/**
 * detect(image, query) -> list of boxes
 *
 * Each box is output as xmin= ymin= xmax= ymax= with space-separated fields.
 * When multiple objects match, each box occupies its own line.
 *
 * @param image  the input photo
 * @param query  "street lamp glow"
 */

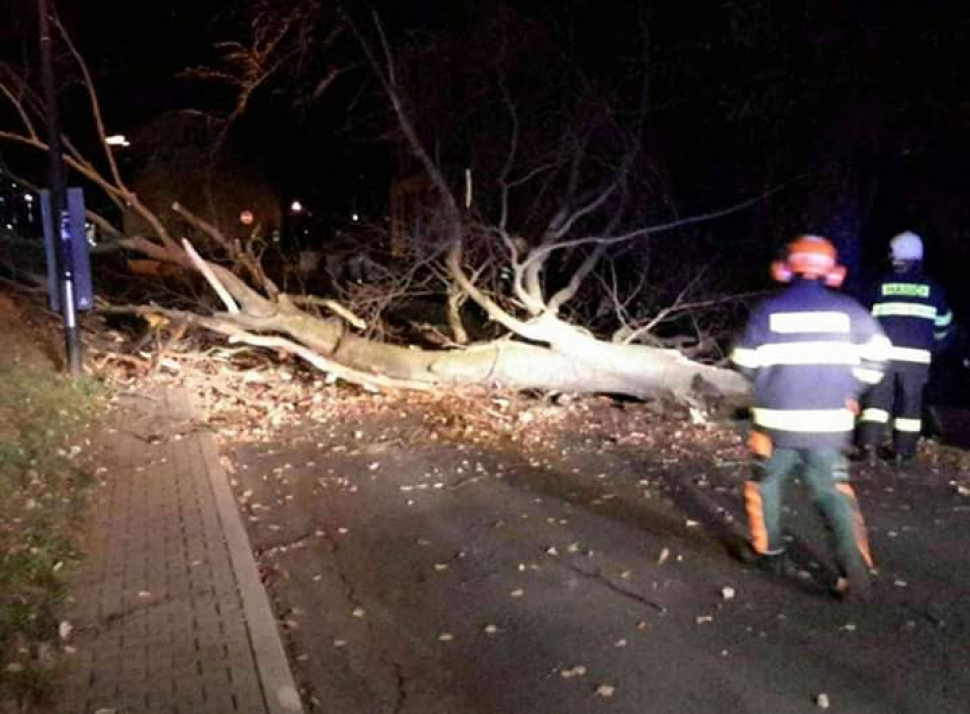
xmin=290 ymin=200 xmax=303 ymax=213
xmin=105 ymin=134 xmax=130 ymax=147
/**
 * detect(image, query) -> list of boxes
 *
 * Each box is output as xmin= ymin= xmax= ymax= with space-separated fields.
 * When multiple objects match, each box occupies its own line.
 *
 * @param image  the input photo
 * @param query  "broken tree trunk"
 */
xmin=107 ymin=291 xmax=748 ymax=404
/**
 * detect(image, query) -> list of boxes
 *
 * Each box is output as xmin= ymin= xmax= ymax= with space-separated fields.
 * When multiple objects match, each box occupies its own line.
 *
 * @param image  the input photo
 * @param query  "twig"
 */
xmin=621 ymin=290 xmax=767 ymax=345
xmin=286 ymin=294 xmax=366 ymax=329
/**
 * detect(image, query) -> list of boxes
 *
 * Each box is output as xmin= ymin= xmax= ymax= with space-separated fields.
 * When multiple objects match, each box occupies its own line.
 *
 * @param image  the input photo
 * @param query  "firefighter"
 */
xmin=731 ymin=235 xmax=890 ymax=600
xmin=856 ymin=231 xmax=953 ymax=467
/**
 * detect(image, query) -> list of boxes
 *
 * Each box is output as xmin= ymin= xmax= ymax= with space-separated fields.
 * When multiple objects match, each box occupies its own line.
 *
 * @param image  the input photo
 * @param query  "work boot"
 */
xmin=833 ymin=561 xmax=872 ymax=603
xmin=756 ymin=552 xmax=797 ymax=579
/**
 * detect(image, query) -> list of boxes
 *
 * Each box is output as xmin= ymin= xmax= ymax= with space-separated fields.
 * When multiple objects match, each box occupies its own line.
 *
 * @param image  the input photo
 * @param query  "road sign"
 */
xmin=40 ymin=188 xmax=94 ymax=312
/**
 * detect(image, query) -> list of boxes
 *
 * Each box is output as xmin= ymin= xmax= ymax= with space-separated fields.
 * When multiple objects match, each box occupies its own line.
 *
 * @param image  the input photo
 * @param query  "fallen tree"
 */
xmin=1 ymin=6 xmax=753 ymax=406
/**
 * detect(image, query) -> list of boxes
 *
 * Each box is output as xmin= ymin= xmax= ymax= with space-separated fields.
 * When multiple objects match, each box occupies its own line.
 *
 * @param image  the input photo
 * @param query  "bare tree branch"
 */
xmin=521 ymin=179 xmax=798 ymax=273
xmin=287 ymin=294 xmax=367 ymax=330
xmin=53 ymin=12 xmax=129 ymax=192
xmin=0 ymin=78 xmax=38 ymax=139
xmin=182 ymin=238 xmax=240 ymax=314
xmin=352 ymin=9 xmax=461 ymax=219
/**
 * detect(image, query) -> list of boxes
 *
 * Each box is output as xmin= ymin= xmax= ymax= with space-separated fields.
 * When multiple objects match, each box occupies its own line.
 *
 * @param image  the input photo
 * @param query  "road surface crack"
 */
xmin=254 ymin=530 xmax=316 ymax=557
xmin=318 ymin=529 xmax=363 ymax=613
xmin=390 ymin=660 xmax=407 ymax=714
xmin=554 ymin=561 xmax=667 ymax=614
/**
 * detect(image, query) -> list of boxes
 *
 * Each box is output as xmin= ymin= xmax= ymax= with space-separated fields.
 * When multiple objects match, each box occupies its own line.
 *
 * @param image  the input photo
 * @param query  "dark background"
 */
xmin=3 ymin=1 xmax=970 ymax=311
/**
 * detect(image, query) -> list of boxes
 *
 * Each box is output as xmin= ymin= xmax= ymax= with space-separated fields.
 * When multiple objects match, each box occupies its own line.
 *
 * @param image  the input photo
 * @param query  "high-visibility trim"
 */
xmin=872 ymin=302 xmax=938 ymax=320
xmin=881 ymin=283 xmax=930 ymax=298
xmin=888 ymin=345 xmax=931 ymax=364
xmin=731 ymin=346 xmax=760 ymax=369
xmin=754 ymin=341 xmax=862 ymax=366
xmin=836 ymin=483 xmax=873 ymax=568
xmin=935 ymin=330 xmax=949 ymax=341
xmin=744 ymin=481 xmax=769 ymax=554
xmin=860 ymin=334 xmax=892 ymax=362
xmin=769 ymin=311 xmax=850 ymax=334
xmin=751 ymin=408 xmax=854 ymax=432
xmin=894 ymin=417 xmax=922 ymax=433
xmin=935 ymin=310 xmax=953 ymax=327
xmin=860 ymin=408 xmax=890 ymax=424
xmin=852 ymin=367 xmax=883 ymax=384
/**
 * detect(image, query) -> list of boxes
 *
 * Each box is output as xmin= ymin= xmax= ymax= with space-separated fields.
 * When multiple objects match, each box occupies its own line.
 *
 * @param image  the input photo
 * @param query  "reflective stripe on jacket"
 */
xmin=731 ymin=279 xmax=889 ymax=449
xmin=868 ymin=271 xmax=952 ymax=365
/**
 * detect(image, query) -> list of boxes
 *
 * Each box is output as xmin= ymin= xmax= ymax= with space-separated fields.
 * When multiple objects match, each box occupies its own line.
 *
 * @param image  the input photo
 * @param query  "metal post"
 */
xmin=38 ymin=0 xmax=82 ymax=375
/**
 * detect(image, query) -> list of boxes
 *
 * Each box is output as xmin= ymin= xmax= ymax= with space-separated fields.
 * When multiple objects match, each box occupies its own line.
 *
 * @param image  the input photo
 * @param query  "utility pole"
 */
xmin=38 ymin=0 xmax=82 ymax=375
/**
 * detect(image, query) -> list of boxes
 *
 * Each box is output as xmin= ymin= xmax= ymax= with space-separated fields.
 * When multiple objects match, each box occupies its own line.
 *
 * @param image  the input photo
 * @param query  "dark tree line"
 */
xmin=2 ymin=0 xmax=969 ymax=400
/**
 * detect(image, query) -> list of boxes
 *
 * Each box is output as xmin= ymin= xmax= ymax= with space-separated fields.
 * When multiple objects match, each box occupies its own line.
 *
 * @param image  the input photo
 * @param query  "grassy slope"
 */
xmin=0 ymin=301 xmax=102 ymax=706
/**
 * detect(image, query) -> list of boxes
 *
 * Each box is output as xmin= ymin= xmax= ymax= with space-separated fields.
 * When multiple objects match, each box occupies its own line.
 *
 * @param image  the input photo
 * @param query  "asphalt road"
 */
xmin=226 ymin=398 xmax=970 ymax=713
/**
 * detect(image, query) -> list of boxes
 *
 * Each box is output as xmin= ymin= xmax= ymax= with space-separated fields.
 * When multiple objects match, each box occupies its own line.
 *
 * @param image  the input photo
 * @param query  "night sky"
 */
xmin=3 ymin=1 xmax=970 ymax=308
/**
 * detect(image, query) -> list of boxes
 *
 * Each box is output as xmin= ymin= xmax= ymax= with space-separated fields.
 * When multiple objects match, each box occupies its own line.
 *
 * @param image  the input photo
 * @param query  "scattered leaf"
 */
xmin=560 ymin=665 xmax=587 ymax=679
xmin=595 ymin=684 xmax=615 ymax=698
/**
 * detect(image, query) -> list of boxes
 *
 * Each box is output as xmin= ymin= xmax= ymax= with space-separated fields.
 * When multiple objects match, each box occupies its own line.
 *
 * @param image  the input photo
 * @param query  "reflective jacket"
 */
xmin=731 ymin=278 xmax=890 ymax=449
xmin=865 ymin=269 xmax=952 ymax=367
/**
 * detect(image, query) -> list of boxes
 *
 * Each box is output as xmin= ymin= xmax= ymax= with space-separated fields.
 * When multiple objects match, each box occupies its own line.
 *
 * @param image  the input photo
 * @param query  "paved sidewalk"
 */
xmin=60 ymin=389 xmax=303 ymax=714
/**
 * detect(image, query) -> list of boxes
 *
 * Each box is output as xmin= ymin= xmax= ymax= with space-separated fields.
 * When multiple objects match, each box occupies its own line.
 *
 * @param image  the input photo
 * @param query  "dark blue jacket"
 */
xmin=865 ymin=268 xmax=952 ymax=367
xmin=732 ymin=279 xmax=889 ymax=449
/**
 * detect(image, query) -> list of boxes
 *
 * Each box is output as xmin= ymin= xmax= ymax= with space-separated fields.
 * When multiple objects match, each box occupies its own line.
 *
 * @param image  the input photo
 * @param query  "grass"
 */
xmin=0 ymin=362 xmax=102 ymax=708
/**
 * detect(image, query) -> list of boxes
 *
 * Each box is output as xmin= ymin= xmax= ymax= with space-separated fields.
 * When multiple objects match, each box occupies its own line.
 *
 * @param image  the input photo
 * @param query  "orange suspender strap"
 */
xmin=836 ymin=483 xmax=874 ymax=568
xmin=744 ymin=481 xmax=769 ymax=554
xmin=747 ymin=431 xmax=773 ymax=458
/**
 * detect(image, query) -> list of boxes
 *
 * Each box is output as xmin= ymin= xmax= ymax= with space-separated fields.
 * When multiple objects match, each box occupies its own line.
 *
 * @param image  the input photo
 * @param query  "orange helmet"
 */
xmin=771 ymin=234 xmax=846 ymax=288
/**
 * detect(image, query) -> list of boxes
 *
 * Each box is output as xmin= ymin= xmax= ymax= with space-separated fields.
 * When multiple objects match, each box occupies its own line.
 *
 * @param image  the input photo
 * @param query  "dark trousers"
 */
xmin=744 ymin=448 xmax=872 ymax=576
xmin=858 ymin=362 xmax=928 ymax=458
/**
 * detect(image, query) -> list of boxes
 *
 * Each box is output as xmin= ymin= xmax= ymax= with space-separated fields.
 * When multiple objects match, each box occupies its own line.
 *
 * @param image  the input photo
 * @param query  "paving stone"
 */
xmin=59 ymin=389 xmax=292 ymax=713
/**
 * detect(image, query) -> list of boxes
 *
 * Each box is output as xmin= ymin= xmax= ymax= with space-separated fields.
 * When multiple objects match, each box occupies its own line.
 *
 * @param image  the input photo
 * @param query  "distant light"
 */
xmin=24 ymin=193 xmax=33 ymax=203
xmin=290 ymin=200 xmax=303 ymax=213
xmin=351 ymin=212 xmax=360 ymax=222
xmin=239 ymin=210 xmax=254 ymax=226
xmin=105 ymin=134 xmax=130 ymax=147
